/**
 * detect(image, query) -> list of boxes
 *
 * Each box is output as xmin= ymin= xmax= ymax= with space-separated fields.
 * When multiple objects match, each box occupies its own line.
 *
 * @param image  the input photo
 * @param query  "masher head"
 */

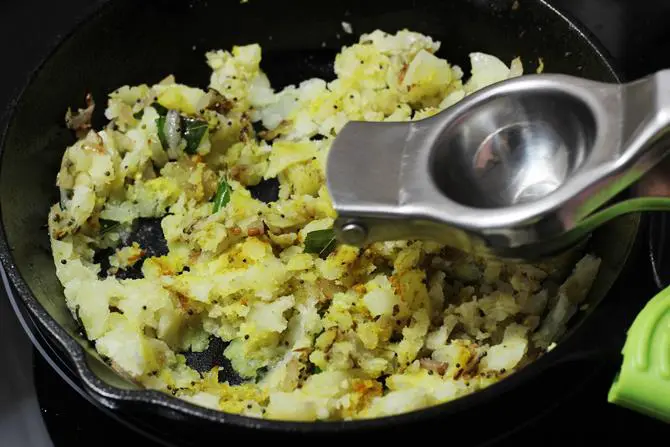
xmin=326 ymin=70 xmax=670 ymax=260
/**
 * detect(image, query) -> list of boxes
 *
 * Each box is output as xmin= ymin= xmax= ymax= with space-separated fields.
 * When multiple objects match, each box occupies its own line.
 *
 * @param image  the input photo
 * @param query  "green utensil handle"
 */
xmin=609 ymin=284 xmax=670 ymax=422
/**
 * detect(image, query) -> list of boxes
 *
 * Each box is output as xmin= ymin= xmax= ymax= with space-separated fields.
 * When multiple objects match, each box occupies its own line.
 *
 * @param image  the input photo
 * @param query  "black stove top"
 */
xmin=3 ymin=0 xmax=670 ymax=445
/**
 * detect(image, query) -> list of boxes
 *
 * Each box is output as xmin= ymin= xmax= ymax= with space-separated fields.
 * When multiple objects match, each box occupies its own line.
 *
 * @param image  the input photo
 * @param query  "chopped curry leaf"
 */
xmin=304 ymin=229 xmax=338 ymax=258
xmin=133 ymin=109 xmax=144 ymax=120
xmin=99 ymin=219 xmax=120 ymax=235
xmin=254 ymin=366 xmax=269 ymax=383
xmin=182 ymin=117 xmax=208 ymax=154
xmin=152 ymin=102 xmax=168 ymax=116
xmin=156 ymin=114 xmax=169 ymax=150
xmin=213 ymin=178 xmax=231 ymax=213
xmin=151 ymin=102 xmax=170 ymax=150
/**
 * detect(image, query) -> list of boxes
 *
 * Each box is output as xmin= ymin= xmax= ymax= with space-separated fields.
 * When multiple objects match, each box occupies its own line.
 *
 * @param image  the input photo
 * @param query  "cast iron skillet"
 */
xmin=0 ymin=0 xmax=649 ymax=440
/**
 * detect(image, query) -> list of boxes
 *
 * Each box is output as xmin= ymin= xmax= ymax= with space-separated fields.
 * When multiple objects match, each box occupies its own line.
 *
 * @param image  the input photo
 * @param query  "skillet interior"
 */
xmin=0 ymin=0 xmax=640 ymax=431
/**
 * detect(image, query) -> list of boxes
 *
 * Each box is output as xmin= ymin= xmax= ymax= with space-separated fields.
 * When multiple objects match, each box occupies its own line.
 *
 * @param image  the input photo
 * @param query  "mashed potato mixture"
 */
xmin=48 ymin=30 xmax=600 ymax=421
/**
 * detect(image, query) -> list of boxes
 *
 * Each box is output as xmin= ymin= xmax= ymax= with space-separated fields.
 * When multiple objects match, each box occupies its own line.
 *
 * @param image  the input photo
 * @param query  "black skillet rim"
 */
xmin=0 ymin=0 xmax=625 ymax=434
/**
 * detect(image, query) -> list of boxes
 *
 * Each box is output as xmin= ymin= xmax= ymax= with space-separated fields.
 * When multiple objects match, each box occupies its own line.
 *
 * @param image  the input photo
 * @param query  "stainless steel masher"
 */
xmin=326 ymin=70 xmax=670 ymax=260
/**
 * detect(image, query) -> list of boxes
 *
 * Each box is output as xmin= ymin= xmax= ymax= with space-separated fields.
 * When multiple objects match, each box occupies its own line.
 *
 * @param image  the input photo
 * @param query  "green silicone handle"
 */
xmin=608 ymin=284 xmax=670 ymax=422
